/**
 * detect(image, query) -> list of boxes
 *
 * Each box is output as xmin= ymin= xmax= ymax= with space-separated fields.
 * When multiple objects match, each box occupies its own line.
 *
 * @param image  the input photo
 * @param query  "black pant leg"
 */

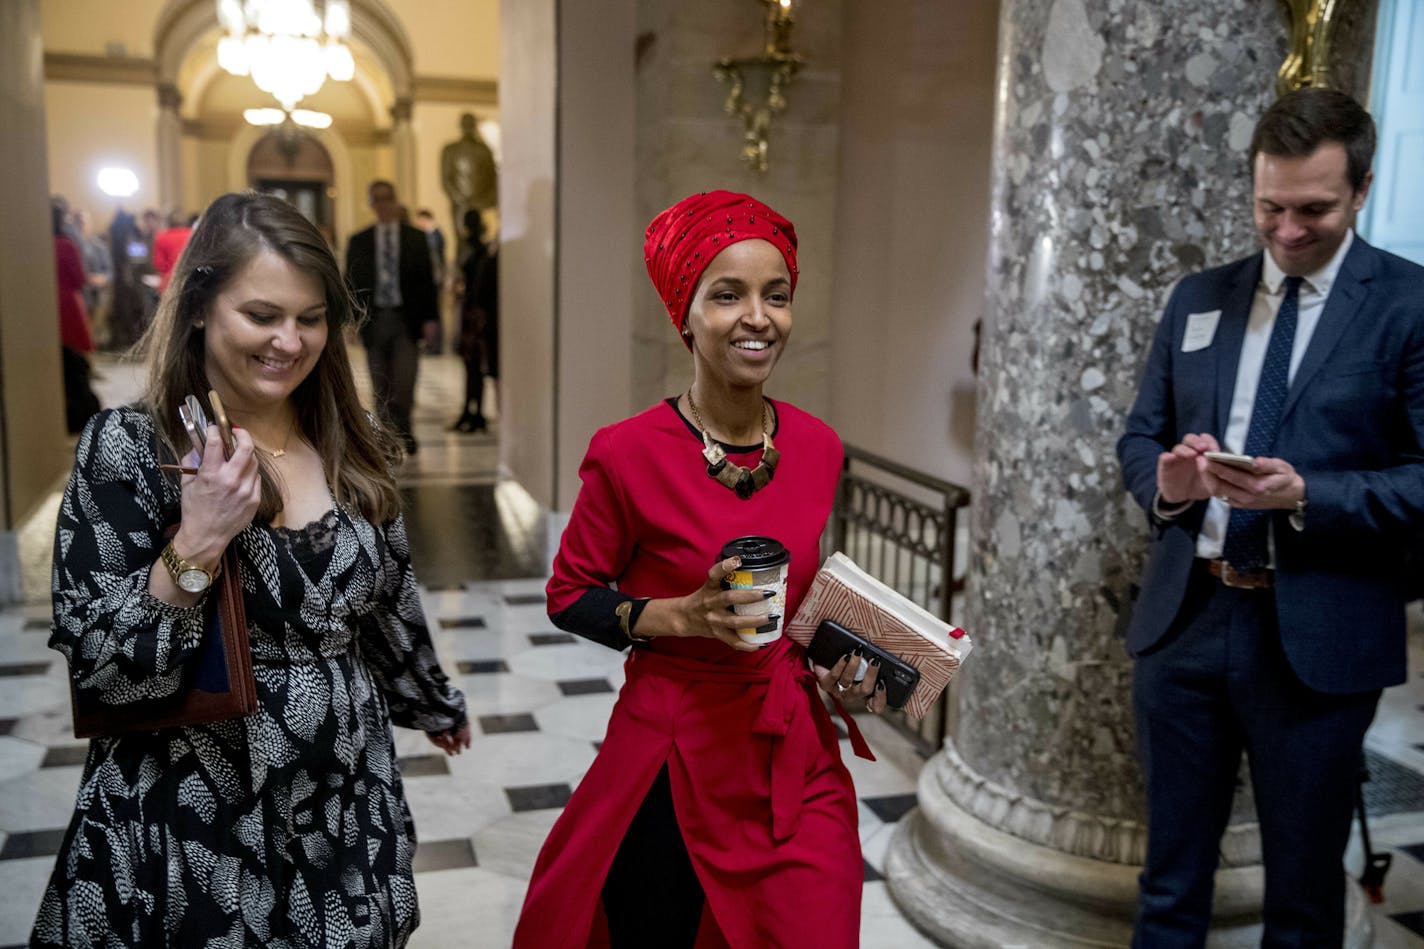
xmin=601 ymin=764 xmax=704 ymax=949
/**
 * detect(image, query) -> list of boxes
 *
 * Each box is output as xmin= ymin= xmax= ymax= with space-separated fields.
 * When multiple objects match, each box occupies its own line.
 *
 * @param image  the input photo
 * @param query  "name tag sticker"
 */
xmin=1181 ymin=310 xmax=1221 ymax=353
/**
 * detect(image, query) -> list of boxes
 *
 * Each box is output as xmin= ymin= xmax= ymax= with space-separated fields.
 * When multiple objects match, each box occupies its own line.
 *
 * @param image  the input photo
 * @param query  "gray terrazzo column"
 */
xmin=886 ymin=2 xmax=1375 ymax=945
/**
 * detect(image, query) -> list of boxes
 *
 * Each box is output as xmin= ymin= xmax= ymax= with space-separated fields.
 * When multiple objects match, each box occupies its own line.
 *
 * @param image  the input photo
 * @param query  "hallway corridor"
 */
xmin=0 ymin=353 xmax=1420 ymax=946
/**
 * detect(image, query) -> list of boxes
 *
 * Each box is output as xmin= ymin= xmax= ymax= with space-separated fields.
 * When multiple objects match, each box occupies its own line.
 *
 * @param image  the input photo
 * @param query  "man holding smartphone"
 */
xmin=1117 ymin=88 xmax=1424 ymax=945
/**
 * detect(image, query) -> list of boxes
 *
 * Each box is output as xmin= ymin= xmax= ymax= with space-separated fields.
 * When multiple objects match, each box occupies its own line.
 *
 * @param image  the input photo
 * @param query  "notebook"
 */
xmin=786 ymin=551 xmax=972 ymax=720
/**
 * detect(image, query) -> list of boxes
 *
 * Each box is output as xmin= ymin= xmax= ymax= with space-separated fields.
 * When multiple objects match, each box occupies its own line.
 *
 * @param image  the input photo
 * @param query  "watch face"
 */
xmin=178 ymin=568 xmax=211 ymax=593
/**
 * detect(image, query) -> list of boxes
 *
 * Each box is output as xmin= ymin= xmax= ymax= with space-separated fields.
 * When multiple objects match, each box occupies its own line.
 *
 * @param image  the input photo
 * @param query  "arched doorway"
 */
xmin=246 ymin=130 xmax=336 ymax=242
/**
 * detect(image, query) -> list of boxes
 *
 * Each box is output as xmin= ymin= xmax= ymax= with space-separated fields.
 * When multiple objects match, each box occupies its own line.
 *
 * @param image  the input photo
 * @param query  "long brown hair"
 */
xmin=138 ymin=191 xmax=403 ymax=524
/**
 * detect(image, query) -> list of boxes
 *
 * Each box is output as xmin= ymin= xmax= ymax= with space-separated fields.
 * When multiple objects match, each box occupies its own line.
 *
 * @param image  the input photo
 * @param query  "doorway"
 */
xmin=246 ymin=130 xmax=336 ymax=244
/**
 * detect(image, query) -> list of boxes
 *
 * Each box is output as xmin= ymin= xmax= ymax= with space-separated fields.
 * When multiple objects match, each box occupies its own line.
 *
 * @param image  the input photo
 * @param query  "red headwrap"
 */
xmin=643 ymin=191 xmax=798 ymax=349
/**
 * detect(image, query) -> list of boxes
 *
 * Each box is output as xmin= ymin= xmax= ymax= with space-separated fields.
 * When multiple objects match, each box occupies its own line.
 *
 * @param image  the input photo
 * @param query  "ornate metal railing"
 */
xmin=828 ymin=444 xmax=971 ymax=754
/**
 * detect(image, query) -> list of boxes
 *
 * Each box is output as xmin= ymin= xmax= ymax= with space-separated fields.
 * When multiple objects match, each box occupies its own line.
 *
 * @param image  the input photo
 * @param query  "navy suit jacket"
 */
xmin=1118 ymin=236 xmax=1424 ymax=694
xmin=344 ymin=223 xmax=437 ymax=343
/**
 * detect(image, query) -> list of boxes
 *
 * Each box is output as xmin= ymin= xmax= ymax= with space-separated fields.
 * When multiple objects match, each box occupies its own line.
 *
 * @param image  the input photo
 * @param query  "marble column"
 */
xmin=156 ymin=82 xmax=184 ymax=211
xmin=885 ymin=1 xmax=1374 ymax=945
xmin=390 ymin=96 xmax=417 ymax=204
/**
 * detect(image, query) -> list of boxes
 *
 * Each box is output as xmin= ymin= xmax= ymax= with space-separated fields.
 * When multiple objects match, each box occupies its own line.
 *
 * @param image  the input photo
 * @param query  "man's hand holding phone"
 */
xmin=1156 ymin=432 xmax=1222 ymax=504
xmin=1198 ymin=450 xmax=1306 ymax=512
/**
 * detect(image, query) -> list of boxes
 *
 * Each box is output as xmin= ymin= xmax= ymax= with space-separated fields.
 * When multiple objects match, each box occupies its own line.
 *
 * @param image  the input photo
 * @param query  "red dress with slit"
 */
xmin=513 ymin=399 xmax=872 ymax=949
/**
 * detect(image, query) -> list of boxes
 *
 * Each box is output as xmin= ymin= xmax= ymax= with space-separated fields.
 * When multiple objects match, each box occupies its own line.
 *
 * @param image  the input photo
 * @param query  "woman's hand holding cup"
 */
xmin=639 ymin=557 xmax=769 ymax=652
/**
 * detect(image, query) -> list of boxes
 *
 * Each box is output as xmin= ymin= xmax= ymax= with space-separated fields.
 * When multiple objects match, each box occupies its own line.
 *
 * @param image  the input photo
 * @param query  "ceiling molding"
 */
xmin=44 ymin=52 xmax=157 ymax=86
xmin=413 ymin=75 xmax=498 ymax=106
xmin=182 ymin=117 xmax=389 ymax=147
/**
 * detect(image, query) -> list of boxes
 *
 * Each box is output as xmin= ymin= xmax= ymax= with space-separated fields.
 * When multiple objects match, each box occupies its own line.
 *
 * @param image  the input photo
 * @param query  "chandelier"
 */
xmin=216 ymin=0 xmax=355 ymax=110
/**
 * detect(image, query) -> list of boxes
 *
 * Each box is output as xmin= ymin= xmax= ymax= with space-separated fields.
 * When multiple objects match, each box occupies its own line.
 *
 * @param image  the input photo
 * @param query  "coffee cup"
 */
xmin=719 ymin=536 xmax=790 ymax=646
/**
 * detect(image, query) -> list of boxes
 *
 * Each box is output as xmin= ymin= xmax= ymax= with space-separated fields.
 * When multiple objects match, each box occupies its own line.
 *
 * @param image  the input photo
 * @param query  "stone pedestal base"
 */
xmin=886 ymin=811 xmax=1262 ymax=948
xmin=884 ymin=747 xmax=1376 ymax=947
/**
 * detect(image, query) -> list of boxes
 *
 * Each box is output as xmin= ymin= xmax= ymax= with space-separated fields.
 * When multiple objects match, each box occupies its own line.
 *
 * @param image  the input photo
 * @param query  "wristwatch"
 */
xmin=160 ymin=541 xmax=220 ymax=593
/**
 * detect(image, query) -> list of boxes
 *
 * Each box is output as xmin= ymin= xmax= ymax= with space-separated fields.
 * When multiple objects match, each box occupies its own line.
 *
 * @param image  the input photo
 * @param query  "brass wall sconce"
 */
xmin=714 ymin=0 xmax=804 ymax=172
xmin=1277 ymin=0 xmax=1342 ymax=94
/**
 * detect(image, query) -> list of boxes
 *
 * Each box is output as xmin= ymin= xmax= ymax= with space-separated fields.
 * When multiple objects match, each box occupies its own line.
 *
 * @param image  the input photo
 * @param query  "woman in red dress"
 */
xmin=513 ymin=191 xmax=887 ymax=948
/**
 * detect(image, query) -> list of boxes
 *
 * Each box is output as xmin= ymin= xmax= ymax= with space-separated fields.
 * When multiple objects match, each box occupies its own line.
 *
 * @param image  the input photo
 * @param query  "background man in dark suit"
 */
xmin=345 ymin=179 xmax=437 ymax=453
xmin=1118 ymin=88 xmax=1424 ymax=946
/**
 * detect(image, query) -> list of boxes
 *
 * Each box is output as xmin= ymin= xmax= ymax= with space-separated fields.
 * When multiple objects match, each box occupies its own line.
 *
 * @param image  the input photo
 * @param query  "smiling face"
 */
xmin=684 ymin=239 xmax=792 ymax=391
xmin=1253 ymin=141 xmax=1370 ymax=277
xmin=203 ymin=249 xmax=328 ymax=416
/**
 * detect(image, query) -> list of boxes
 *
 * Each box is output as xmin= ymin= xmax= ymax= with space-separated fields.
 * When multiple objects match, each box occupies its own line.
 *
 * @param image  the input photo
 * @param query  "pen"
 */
xmin=158 ymin=464 xmax=199 ymax=475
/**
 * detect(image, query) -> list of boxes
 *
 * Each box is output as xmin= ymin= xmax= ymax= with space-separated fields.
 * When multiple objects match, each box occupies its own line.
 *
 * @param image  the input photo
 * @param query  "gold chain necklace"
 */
xmin=252 ymin=415 xmax=296 ymax=459
xmin=685 ymin=389 xmax=780 ymax=499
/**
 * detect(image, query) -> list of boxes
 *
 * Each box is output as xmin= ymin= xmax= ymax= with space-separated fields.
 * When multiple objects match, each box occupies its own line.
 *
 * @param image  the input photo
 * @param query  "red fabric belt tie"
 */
xmin=630 ymin=648 xmax=875 ymax=842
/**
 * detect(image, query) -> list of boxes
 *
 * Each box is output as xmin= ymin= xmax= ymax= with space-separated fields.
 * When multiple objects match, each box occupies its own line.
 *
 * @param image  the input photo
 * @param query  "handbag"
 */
xmin=69 ymin=528 xmax=257 ymax=738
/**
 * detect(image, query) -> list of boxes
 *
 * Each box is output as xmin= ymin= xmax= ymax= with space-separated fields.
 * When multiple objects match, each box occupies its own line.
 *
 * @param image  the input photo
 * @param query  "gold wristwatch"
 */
xmin=160 ymin=541 xmax=220 ymax=593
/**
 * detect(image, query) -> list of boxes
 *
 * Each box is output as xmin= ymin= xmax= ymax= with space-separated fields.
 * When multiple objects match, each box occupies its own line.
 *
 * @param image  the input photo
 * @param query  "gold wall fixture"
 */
xmin=1277 ymin=0 xmax=1343 ymax=94
xmin=713 ymin=0 xmax=804 ymax=173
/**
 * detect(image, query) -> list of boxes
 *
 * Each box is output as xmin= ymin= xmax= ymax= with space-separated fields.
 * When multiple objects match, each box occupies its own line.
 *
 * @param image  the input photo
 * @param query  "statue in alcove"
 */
xmin=440 ymin=113 xmax=498 ymax=255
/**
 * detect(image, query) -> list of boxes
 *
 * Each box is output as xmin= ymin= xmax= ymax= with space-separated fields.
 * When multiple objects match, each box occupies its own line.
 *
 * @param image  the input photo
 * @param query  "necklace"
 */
xmin=252 ymin=415 xmax=296 ymax=459
xmin=686 ymin=389 xmax=780 ymax=499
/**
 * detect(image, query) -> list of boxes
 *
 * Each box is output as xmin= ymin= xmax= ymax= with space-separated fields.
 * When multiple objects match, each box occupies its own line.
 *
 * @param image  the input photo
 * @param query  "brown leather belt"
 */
xmin=1205 ymin=559 xmax=1273 ymax=589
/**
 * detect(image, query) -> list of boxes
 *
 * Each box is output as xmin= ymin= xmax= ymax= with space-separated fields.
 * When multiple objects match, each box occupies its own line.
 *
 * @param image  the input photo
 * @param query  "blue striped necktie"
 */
xmin=376 ymin=224 xmax=399 ymax=307
xmin=1221 ymin=275 xmax=1303 ymax=570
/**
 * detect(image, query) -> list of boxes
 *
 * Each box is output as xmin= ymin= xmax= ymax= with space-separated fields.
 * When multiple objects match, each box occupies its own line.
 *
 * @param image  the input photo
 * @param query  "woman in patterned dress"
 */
xmin=33 ymin=191 xmax=471 ymax=947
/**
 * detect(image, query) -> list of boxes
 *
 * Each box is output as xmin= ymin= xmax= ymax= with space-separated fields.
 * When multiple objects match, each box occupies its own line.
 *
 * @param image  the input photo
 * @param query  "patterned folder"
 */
xmin=786 ymin=552 xmax=972 ymax=720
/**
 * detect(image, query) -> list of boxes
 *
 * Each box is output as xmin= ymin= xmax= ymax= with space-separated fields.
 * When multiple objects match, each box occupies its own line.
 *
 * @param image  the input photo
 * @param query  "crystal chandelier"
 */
xmin=216 ymin=0 xmax=355 ymax=110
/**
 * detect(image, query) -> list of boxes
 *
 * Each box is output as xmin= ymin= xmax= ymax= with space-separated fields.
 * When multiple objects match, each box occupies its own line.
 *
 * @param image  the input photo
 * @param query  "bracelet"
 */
xmin=616 ymin=599 xmax=652 ymax=645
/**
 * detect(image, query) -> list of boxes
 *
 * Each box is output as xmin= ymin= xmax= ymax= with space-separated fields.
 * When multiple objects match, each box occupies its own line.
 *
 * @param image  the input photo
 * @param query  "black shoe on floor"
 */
xmin=451 ymin=412 xmax=487 ymax=434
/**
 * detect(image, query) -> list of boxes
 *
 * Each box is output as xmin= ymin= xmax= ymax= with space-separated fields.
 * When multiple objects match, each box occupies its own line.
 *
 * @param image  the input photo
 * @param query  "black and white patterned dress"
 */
xmin=32 ymin=407 xmax=467 ymax=948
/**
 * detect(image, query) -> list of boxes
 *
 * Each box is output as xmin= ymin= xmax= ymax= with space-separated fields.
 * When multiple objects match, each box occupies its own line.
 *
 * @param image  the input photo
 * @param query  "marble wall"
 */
xmin=959 ymin=0 xmax=1283 ymax=823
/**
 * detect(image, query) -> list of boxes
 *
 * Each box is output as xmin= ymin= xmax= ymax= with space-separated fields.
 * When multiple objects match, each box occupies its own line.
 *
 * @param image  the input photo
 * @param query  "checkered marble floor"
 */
xmin=0 ymin=580 xmax=936 ymax=948
xmin=2 ymin=352 xmax=1420 ymax=946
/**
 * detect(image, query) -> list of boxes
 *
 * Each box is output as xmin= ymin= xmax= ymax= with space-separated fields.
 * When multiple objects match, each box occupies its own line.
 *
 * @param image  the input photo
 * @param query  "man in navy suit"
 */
xmin=345 ymin=179 xmax=437 ymax=454
xmin=1118 ymin=88 xmax=1424 ymax=946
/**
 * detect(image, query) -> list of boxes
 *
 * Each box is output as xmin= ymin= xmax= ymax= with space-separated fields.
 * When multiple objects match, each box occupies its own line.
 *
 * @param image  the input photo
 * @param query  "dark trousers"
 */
xmin=61 ymin=347 xmax=101 ymax=434
xmin=365 ymin=307 xmax=418 ymax=444
xmin=601 ymin=764 xmax=704 ymax=948
xmin=1132 ymin=562 xmax=1380 ymax=948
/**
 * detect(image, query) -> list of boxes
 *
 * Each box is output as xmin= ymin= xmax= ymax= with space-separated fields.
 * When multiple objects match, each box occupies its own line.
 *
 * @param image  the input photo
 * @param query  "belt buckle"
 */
xmin=1218 ymin=561 xmax=1263 ymax=589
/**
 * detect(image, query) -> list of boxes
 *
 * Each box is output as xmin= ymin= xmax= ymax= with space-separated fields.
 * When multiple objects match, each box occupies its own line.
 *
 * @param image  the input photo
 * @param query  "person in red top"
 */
xmin=152 ymin=210 xmax=194 ymax=294
xmin=53 ymin=201 xmax=100 ymax=431
xmin=514 ymin=192 xmax=887 ymax=949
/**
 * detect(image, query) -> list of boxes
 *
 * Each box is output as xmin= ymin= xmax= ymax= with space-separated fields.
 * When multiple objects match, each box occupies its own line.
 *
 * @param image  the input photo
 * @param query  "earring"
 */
xmin=194 ymin=320 xmax=205 ymax=329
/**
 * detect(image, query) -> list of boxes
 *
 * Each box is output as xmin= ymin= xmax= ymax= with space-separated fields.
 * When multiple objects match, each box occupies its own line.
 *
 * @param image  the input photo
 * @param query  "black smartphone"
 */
xmin=806 ymin=619 xmax=920 ymax=710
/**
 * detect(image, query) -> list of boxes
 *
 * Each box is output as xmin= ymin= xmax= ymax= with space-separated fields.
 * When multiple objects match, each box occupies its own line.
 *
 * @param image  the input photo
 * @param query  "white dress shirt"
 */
xmin=1194 ymin=229 xmax=1355 ymax=561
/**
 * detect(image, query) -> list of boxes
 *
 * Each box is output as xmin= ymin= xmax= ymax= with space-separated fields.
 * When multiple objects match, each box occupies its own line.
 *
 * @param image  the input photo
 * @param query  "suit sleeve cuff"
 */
xmin=1152 ymin=490 xmax=1194 ymax=521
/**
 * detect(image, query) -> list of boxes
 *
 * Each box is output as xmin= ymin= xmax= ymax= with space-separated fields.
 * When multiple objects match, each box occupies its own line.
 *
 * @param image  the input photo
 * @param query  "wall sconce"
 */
xmin=714 ymin=0 xmax=804 ymax=173
xmin=1276 ymin=0 xmax=1343 ymax=95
